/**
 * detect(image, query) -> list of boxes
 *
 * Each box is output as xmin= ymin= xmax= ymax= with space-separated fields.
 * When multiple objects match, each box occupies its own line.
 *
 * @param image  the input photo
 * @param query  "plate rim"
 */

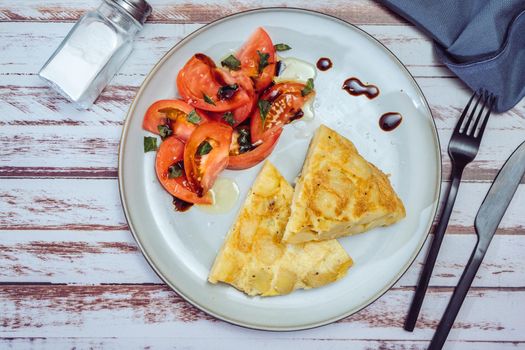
xmin=118 ymin=7 xmax=442 ymax=331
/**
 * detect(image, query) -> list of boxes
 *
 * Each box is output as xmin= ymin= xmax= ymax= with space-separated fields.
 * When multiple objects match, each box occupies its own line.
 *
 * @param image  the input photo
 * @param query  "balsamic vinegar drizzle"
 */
xmin=173 ymin=196 xmax=193 ymax=212
xmin=316 ymin=57 xmax=332 ymax=71
xmin=342 ymin=77 xmax=379 ymax=99
xmin=379 ymin=112 xmax=403 ymax=131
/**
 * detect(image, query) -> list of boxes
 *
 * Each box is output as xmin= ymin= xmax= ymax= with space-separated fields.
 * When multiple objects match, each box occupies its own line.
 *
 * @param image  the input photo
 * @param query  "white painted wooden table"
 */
xmin=1 ymin=1 xmax=524 ymax=349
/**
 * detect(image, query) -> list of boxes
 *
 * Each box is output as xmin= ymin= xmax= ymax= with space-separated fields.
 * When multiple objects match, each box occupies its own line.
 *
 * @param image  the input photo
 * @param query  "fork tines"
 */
xmin=456 ymin=90 xmax=497 ymax=138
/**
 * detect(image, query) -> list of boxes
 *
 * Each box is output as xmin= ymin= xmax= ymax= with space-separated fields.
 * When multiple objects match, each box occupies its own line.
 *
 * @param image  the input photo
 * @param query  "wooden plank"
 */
xmin=0 ymin=231 xmax=523 ymax=288
xmin=0 ymin=0 xmax=406 ymax=25
xmin=0 ymin=285 xmax=523 ymax=341
xmin=1 ymin=179 xmax=523 ymax=232
xmin=2 ymin=338 xmax=522 ymax=350
xmin=0 ymin=23 xmax=445 ymax=78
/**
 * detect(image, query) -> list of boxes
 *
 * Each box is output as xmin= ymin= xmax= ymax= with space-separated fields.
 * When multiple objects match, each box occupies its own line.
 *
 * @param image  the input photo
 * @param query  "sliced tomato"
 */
xmin=143 ymin=99 xmax=208 ymax=142
xmin=177 ymin=54 xmax=251 ymax=112
xmin=195 ymin=71 xmax=256 ymax=127
xmin=143 ymin=99 xmax=184 ymax=134
xmin=251 ymin=82 xmax=315 ymax=143
xmin=237 ymin=27 xmax=276 ymax=92
xmin=228 ymin=127 xmax=282 ymax=170
xmin=184 ymin=122 xmax=233 ymax=196
xmin=155 ymin=136 xmax=211 ymax=204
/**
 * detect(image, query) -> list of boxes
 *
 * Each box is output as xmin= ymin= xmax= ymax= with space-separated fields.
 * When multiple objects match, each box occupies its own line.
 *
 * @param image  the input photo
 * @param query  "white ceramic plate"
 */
xmin=119 ymin=8 xmax=441 ymax=331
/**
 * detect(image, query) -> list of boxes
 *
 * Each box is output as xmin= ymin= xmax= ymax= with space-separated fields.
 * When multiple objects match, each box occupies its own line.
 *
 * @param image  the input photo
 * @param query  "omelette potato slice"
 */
xmin=208 ymin=161 xmax=352 ymax=297
xmin=282 ymin=125 xmax=406 ymax=244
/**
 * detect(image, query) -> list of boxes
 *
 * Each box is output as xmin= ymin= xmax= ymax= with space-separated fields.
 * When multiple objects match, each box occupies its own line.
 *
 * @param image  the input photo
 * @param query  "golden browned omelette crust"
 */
xmin=282 ymin=125 xmax=406 ymax=244
xmin=208 ymin=161 xmax=353 ymax=296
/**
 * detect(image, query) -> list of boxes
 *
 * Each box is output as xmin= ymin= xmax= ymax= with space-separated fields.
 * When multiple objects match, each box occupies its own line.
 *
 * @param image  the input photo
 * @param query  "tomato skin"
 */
xmin=143 ymin=99 xmax=190 ymax=135
xmin=170 ymin=108 xmax=209 ymax=143
xmin=251 ymin=82 xmax=314 ymax=143
xmin=195 ymin=71 xmax=256 ymax=127
xmin=177 ymin=54 xmax=251 ymax=112
xmin=237 ymin=27 xmax=276 ymax=92
xmin=155 ymin=136 xmax=211 ymax=204
xmin=142 ymin=99 xmax=208 ymax=142
xmin=227 ymin=127 xmax=282 ymax=170
xmin=184 ymin=122 xmax=233 ymax=196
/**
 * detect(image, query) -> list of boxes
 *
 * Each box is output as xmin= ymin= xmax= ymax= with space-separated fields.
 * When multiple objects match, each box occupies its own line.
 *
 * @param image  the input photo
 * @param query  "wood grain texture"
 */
xmin=0 ymin=0 xmax=406 ymax=25
xmin=2 ymin=338 xmax=523 ymax=350
xmin=1 ymin=231 xmax=524 ymax=288
xmin=1 ymin=285 xmax=524 ymax=341
xmin=1 ymin=179 xmax=523 ymax=232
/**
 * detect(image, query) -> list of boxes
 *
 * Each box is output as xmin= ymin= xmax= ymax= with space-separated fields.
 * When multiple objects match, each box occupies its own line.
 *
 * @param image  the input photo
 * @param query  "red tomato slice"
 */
xmin=237 ymin=27 xmax=276 ymax=92
xmin=142 ymin=99 xmax=208 ymax=142
xmin=143 ymin=99 xmax=187 ymax=135
xmin=177 ymin=54 xmax=251 ymax=112
xmin=251 ymin=82 xmax=314 ymax=143
xmin=195 ymin=71 xmax=256 ymax=127
xmin=184 ymin=122 xmax=233 ymax=196
xmin=155 ymin=136 xmax=211 ymax=204
xmin=228 ymin=127 xmax=282 ymax=170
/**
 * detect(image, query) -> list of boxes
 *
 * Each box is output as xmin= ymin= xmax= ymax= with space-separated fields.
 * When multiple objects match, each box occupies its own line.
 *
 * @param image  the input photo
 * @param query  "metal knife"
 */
xmin=428 ymin=140 xmax=525 ymax=350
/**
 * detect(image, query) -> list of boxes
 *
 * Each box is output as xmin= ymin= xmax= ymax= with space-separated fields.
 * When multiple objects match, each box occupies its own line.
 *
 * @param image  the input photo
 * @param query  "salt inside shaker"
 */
xmin=39 ymin=0 xmax=151 ymax=109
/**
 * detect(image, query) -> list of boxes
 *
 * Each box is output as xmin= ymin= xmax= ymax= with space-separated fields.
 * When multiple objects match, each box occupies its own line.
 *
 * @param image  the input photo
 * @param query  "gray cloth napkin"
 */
xmin=379 ymin=0 xmax=525 ymax=112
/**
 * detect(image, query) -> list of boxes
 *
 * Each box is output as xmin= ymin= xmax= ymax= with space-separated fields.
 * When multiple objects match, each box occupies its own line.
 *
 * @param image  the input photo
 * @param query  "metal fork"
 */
xmin=404 ymin=90 xmax=497 ymax=331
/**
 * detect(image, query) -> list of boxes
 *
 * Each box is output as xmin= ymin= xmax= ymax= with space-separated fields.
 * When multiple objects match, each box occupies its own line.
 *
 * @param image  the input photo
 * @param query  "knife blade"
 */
xmin=475 ymin=140 xmax=525 ymax=242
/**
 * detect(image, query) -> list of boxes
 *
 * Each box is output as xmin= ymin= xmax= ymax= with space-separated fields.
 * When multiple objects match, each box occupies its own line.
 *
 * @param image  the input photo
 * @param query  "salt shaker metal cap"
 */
xmin=110 ymin=0 xmax=152 ymax=25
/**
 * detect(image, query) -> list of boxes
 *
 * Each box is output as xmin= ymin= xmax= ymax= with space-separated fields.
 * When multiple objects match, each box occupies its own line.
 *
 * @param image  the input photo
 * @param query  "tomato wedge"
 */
xmin=184 ymin=122 xmax=233 ymax=196
xmin=177 ymin=54 xmax=251 ymax=112
xmin=251 ymin=82 xmax=315 ymax=143
xmin=196 ymin=71 xmax=256 ymax=127
xmin=237 ymin=27 xmax=276 ymax=92
xmin=155 ymin=136 xmax=211 ymax=204
xmin=143 ymin=99 xmax=208 ymax=142
xmin=228 ymin=127 xmax=282 ymax=170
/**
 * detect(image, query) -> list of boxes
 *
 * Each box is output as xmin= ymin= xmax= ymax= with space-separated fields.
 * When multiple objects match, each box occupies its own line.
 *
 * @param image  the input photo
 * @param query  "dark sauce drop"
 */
xmin=289 ymin=109 xmax=304 ymax=122
xmin=379 ymin=112 xmax=402 ymax=131
xmin=275 ymin=60 xmax=282 ymax=76
xmin=316 ymin=57 xmax=332 ymax=71
xmin=342 ymin=77 xmax=379 ymax=99
xmin=173 ymin=196 xmax=193 ymax=212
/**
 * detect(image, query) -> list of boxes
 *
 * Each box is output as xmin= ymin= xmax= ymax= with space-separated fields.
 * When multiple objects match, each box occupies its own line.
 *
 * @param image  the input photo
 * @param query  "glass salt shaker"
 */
xmin=39 ymin=0 xmax=151 ymax=109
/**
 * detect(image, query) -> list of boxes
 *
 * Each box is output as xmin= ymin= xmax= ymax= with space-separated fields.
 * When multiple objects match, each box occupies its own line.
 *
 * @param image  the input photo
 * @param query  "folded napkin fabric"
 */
xmin=379 ymin=0 xmax=525 ymax=112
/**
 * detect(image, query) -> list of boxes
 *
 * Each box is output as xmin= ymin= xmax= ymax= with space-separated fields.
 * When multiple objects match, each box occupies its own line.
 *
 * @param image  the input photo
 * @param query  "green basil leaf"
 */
xmin=197 ymin=140 xmax=213 ymax=156
xmin=301 ymin=78 xmax=315 ymax=97
xmin=257 ymin=50 xmax=270 ymax=74
xmin=203 ymin=92 xmax=216 ymax=105
xmin=168 ymin=163 xmax=183 ymax=179
xmin=222 ymin=111 xmax=235 ymax=126
xmin=143 ymin=136 xmax=158 ymax=152
xmin=187 ymin=110 xmax=201 ymax=124
xmin=221 ymin=54 xmax=241 ymax=71
xmin=274 ymin=43 xmax=291 ymax=51
xmin=258 ymin=99 xmax=271 ymax=124
xmin=157 ymin=124 xmax=172 ymax=140
xmin=237 ymin=127 xmax=252 ymax=154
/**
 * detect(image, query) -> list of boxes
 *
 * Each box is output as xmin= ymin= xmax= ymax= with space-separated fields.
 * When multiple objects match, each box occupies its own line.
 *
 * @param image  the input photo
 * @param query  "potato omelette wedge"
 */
xmin=282 ymin=125 xmax=406 ymax=244
xmin=208 ymin=161 xmax=353 ymax=297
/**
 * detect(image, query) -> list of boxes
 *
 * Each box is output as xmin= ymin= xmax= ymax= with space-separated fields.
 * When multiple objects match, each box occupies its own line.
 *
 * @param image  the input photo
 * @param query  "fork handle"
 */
xmin=428 ymin=242 xmax=485 ymax=350
xmin=404 ymin=165 xmax=464 ymax=331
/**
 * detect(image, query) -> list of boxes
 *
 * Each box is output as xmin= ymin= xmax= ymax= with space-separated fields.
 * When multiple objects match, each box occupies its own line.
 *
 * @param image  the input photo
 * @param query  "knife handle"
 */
xmin=428 ymin=241 xmax=486 ymax=350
